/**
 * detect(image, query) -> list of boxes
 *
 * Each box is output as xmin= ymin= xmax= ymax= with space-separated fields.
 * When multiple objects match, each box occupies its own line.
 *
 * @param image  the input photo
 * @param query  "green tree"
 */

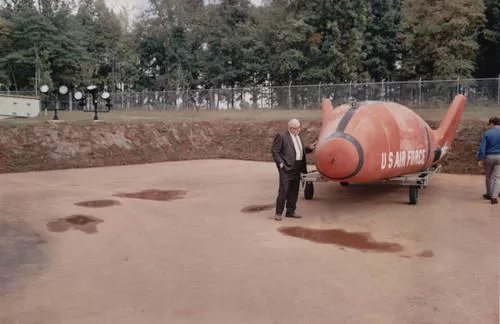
xmin=400 ymin=0 xmax=485 ymax=79
xmin=75 ymin=0 xmax=125 ymax=87
xmin=199 ymin=0 xmax=254 ymax=89
xmin=291 ymin=0 xmax=372 ymax=84
xmin=0 ymin=17 xmax=10 ymax=55
xmin=1 ymin=0 xmax=36 ymax=12
xmin=256 ymin=0 xmax=310 ymax=86
xmin=363 ymin=0 xmax=403 ymax=81
xmin=0 ymin=9 xmax=59 ymax=90
xmin=476 ymin=0 xmax=500 ymax=78
xmin=0 ymin=17 xmax=11 ymax=87
xmin=112 ymin=12 xmax=141 ymax=92
xmin=134 ymin=0 xmax=205 ymax=90
xmin=164 ymin=26 xmax=197 ymax=90
xmin=0 ymin=1 xmax=95 ymax=91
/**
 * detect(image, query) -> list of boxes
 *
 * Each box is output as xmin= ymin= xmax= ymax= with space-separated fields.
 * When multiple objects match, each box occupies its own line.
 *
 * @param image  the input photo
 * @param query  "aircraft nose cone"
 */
xmin=315 ymin=136 xmax=361 ymax=180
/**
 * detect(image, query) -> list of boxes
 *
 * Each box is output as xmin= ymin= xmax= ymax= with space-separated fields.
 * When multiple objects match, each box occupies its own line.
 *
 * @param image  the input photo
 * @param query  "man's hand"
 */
xmin=478 ymin=160 xmax=484 ymax=168
xmin=309 ymin=140 xmax=318 ymax=151
xmin=279 ymin=162 xmax=284 ymax=169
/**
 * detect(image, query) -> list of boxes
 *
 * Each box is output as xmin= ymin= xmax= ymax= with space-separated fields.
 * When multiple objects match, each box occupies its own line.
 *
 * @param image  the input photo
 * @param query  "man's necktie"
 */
xmin=295 ymin=135 xmax=303 ymax=160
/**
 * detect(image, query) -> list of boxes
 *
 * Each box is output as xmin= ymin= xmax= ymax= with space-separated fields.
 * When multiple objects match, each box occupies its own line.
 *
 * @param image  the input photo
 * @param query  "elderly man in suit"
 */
xmin=271 ymin=118 xmax=317 ymax=221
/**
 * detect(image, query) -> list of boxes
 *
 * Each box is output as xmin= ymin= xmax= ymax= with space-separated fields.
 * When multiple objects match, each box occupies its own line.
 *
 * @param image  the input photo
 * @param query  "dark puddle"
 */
xmin=278 ymin=226 xmax=404 ymax=253
xmin=398 ymin=250 xmax=435 ymax=259
xmin=113 ymin=189 xmax=187 ymax=201
xmin=47 ymin=215 xmax=103 ymax=234
xmin=75 ymin=200 xmax=121 ymax=208
xmin=416 ymin=250 xmax=434 ymax=258
xmin=241 ymin=204 xmax=275 ymax=213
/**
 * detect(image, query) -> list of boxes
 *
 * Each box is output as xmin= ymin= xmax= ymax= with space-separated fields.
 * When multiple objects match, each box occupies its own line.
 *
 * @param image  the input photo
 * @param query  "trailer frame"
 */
xmin=300 ymin=164 xmax=443 ymax=205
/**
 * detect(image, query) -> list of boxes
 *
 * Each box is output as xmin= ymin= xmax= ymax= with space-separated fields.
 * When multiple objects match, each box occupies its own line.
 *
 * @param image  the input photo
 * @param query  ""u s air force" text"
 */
xmin=381 ymin=149 xmax=426 ymax=170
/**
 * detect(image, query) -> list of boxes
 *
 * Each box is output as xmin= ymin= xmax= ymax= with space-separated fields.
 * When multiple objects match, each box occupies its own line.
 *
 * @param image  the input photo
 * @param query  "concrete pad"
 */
xmin=0 ymin=159 xmax=498 ymax=324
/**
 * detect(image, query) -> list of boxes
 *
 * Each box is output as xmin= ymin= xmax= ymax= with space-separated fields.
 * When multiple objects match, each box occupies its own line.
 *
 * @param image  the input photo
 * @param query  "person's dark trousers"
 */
xmin=275 ymin=161 xmax=302 ymax=216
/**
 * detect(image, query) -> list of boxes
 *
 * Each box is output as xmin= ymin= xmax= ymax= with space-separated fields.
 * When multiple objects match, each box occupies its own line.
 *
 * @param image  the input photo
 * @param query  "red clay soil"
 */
xmin=0 ymin=119 xmax=486 ymax=175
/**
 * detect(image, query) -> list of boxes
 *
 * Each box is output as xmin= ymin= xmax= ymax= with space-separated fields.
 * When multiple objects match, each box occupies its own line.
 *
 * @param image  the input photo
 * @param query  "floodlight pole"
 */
xmin=53 ymin=97 xmax=59 ymax=120
xmin=92 ymin=92 xmax=99 ymax=120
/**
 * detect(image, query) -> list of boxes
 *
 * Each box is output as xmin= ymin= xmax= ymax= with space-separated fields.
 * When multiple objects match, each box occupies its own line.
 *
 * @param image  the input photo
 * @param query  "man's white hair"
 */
xmin=288 ymin=118 xmax=300 ymax=129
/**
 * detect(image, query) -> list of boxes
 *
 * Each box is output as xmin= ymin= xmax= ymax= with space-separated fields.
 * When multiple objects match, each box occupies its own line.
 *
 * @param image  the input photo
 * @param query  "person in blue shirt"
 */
xmin=477 ymin=117 xmax=500 ymax=204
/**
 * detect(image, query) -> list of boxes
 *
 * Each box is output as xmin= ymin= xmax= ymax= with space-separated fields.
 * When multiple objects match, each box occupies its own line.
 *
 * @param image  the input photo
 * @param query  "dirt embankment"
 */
xmin=0 ymin=119 xmax=486 ymax=175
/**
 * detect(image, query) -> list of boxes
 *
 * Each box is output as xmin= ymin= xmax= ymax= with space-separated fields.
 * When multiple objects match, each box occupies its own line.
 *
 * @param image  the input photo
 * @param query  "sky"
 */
xmin=103 ymin=0 xmax=264 ymax=19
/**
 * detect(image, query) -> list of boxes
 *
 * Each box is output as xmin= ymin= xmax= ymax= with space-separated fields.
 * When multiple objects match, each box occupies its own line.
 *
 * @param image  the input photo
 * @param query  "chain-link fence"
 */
xmin=2 ymin=77 xmax=500 ymax=111
xmin=104 ymin=77 xmax=500 ymax=110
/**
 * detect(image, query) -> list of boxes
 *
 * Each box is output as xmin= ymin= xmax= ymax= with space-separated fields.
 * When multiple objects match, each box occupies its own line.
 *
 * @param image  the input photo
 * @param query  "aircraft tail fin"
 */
xmin=434 ymin=94 xmax=466 ymax=147
xmin=321 ymin=98 xmax=335 ymax=122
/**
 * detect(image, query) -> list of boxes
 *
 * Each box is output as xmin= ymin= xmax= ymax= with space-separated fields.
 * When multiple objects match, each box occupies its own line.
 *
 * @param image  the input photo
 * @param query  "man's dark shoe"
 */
xmin=492 ymin=198 xmax=498 ymax=205
xmin=274 ymin=214 xmax=282 ymax=221
xmin=285 ymin=213 xmax=302 ymax=218
xmin=483 ymin=194 xmax=492 ymax=200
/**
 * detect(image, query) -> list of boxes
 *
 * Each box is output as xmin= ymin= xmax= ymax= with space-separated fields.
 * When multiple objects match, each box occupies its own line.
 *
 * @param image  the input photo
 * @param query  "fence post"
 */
xmin=349 ymin=81 xmax=352 ymax=97
xmin=381 ymin=79 xmax=384 ymax=101
xmin=209 ymin=88 xmax=212 ymax=110
xmin=418 ymin=78 xmax=422 ymax=106
xmin=288 ymin=81 xmax=292 ymax=109
xmin=162 ymin=90 xmax=166 ymax=110
xmin=269 ymin=82 xmax=273 ymax=109
xmin=68 ymin=92 xmax=72 ymax=111
xmin=318 ymin=82 xmax=321 ymax=105
xmin=262 ymin=85 xmax=265 ymax=109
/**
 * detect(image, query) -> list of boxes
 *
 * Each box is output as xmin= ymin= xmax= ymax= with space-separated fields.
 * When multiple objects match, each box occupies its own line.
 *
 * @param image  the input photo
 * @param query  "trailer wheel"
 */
xmin=304 ymin=181 xmax=314 ymax=200
xmin=409 ymin=186 xmax=418 ymax=205
xmin=340 ymin=182 xmax=349 ymax=186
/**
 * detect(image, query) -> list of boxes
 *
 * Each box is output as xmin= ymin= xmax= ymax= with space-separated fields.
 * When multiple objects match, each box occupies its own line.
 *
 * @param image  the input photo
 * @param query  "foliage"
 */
xmin=0 ymin=0 xmax=496 ymax=93
xmin=400 ymin=0 xmax=485 ymax=80
xmin=363 ymin=0 xmax=403 ymax=81
xmin=476 ymin=0 xmax=500 ymax=77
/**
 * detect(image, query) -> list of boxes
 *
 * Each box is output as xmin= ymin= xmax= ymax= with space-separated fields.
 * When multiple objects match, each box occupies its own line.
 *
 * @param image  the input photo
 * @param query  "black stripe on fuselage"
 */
xmin=336 ymin=107 xmax=358 ymax=132
xmin=321 ymin=105 xmax=364 ymax=180
xmin=423 ymin=126 xmax=431 ymax=169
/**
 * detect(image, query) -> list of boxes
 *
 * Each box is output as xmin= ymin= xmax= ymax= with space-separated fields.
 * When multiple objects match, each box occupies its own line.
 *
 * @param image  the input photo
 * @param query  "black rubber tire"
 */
xmin=304 ymin=181 xmax=314 ymax=200
xmin=409 ymin=186 xmax=418 ymax=205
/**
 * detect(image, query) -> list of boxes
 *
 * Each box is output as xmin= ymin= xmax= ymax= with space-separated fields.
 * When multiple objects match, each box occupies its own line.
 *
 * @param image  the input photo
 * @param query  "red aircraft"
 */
xmin=302 ymin=94 xmax=466 ymax=204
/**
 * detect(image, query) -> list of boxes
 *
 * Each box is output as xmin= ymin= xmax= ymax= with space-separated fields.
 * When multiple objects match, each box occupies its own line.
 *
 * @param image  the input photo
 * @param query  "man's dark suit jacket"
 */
xmin=271 ymin=131 xmax=312 ymax=174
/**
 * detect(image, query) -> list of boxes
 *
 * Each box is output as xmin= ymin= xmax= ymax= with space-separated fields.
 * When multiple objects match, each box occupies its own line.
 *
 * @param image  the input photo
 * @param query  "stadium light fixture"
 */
xmin=40 ymin=84 xmax=49 ymax=94
xmin=74 ymin=91 xmax=83 ymax=100
xmin=39 ymin=84 xmax=68 ymax=120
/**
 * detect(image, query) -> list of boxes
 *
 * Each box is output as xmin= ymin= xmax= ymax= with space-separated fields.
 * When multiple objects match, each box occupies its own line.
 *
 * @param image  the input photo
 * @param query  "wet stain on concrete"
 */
xmin=75 ymin=200 xmax=121 ymax=208
xmin=241 ymin=204 xmax=275 ymax=213
xmin=416 ymin=250 xmax=434 ymax=258
xmin=113 ymin=189 xmax=186 ymax=201
xmin=46 ymin=215 xmax=104 ymax=234
xmin=173 ymin=308 xmax=199 ymax=318
xmin=278 ymin=226 xmax=404 ymax=253
xmin=0 ymin=219 xmax=47 ymax=294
